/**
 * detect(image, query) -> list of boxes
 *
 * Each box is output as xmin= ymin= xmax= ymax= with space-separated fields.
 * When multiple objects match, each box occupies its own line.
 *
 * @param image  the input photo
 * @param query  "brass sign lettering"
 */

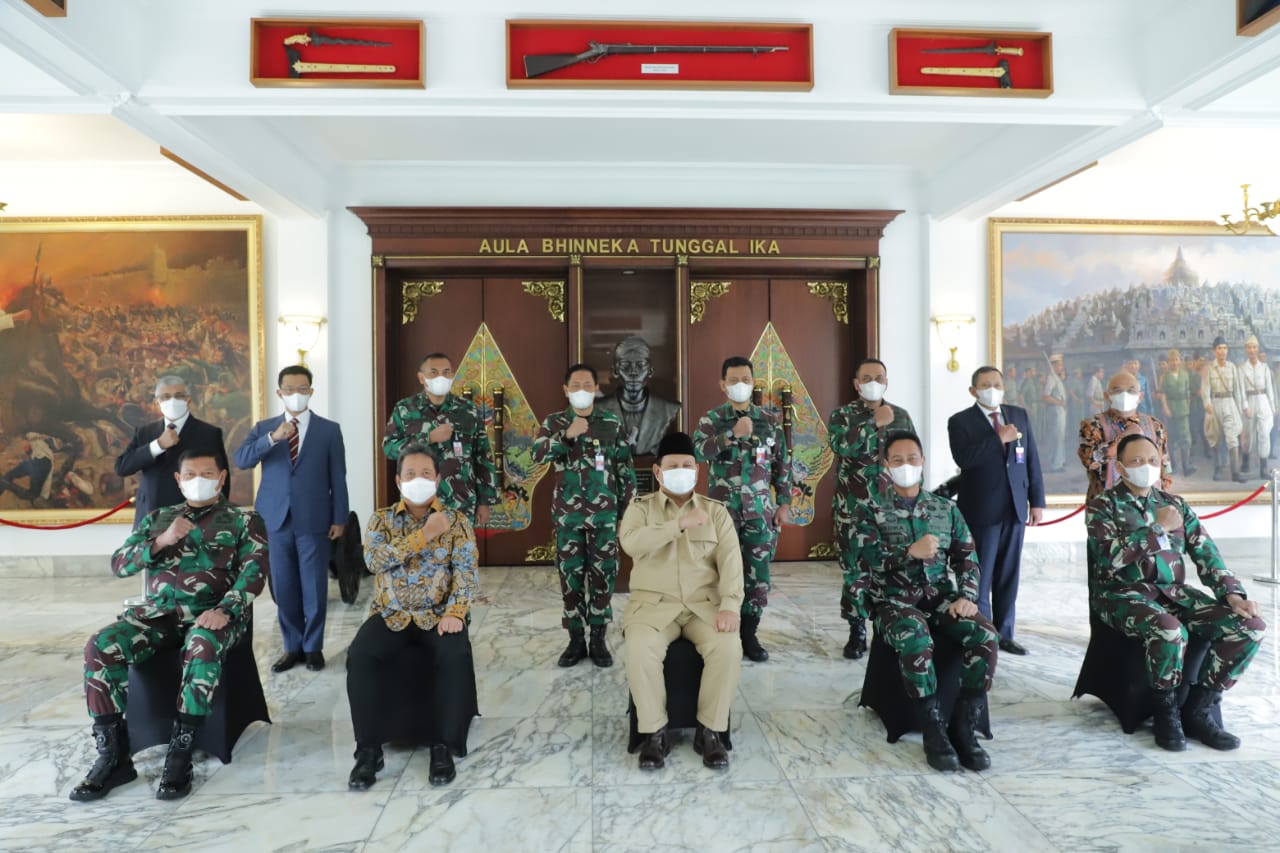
xmin=495 ymin=236 xmax=782 ymax=256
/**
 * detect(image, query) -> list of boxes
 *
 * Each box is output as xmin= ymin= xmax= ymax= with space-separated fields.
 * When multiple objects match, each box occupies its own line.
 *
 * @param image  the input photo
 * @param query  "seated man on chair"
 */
xmin=1087 ymin=433 xmax=1266 ymax=752
xmin=72 ymin=449 xmax=268 ymax=802
xmin=347 ymin=443 xmax=479 ymax=791
xmin=850 ymin=431 xmax=998 ymax=772
xmin=619 ymin=432 xmax=744 ymax=771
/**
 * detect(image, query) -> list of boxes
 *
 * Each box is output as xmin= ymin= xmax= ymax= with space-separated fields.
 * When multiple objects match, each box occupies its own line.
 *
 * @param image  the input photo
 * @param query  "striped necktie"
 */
xmin=288 ymin=418 xmax=300 ymax=464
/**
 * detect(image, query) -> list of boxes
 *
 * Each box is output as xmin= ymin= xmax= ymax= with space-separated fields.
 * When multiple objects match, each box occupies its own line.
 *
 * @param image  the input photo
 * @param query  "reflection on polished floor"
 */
xmin=0 ymin=546 xmax=1277 ymax=852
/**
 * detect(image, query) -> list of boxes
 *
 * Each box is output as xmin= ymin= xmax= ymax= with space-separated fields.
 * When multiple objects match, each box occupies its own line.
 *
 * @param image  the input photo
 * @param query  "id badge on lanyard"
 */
xmin=453 ymin=438 xmax=464 ymax=458
xmin=593 ymin=439 xmax=605 ymax=473
xmin=1014 ymin=443 xmax=1025 ymax=465
xmin=755 ymin=441 xmax=768 ymax=467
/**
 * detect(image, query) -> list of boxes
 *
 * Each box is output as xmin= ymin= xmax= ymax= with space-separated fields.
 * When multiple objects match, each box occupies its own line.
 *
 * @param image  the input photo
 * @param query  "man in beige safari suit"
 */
xmin=619 ymin=431 xmax=744 ymax=772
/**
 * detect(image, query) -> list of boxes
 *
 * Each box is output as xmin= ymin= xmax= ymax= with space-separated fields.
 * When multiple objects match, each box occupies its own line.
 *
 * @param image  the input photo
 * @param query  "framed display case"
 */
xmin=250 ymin=17 xmax=424 ymax=88
xmin=889 ymin=27 xmax=1052 ymax=98
xmin=507 ymin=19 xmax=813 ymax=90
xmin=22 ymin=0 xmax=66 ymax=17
xmin=1238 ymin=0 xmax=1280 ymax=35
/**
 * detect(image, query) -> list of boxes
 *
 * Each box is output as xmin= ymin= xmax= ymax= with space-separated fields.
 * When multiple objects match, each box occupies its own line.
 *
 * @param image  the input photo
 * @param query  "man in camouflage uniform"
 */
xmin=71 ymin=449 xmax=268 ymax=802
xmin=1087 ymin=433 xmax=1266 ymax=752
xmin=694 ymin=356 xmax=791 ymax=663
xmin=827 ymin=357 xmax=915 ymax=660
xmin=382 ymin=352 xmax=499 ymax=525
xmin=533 ymin=363 xmax=636 ymax=668
xmin=850 ymin=431 xmax=998 ymax=772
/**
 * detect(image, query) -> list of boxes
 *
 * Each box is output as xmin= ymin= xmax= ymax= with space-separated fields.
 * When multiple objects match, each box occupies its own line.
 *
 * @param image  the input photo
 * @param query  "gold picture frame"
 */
xmin=989 ymin=217 xmax=1280 ymax=507
xmin=0 ymin=215 xmax=265 ymax=526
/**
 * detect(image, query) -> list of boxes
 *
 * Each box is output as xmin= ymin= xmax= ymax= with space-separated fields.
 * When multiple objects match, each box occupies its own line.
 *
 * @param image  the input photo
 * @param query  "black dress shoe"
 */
xmin=637 ymin=728 xmax=670 ymax=771
xmin=998 ymin=638 xmax=1028 ymax=656
xmin=693 ymin=725 xmax=730 ymax=769
xmin=271 ymin=651 xmax=304 ymax=673
xmin=305 ymin=651 xmax=325 ymax=672
xmin=348 ymin=746 xmax=384 ymax=791
xmin=428 ymin=744 xmax=456 ymax=786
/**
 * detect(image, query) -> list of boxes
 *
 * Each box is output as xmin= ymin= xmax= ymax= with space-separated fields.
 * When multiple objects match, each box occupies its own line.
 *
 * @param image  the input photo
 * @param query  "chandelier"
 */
xmin=1221 ymin=184 xmax=1278 ymax=236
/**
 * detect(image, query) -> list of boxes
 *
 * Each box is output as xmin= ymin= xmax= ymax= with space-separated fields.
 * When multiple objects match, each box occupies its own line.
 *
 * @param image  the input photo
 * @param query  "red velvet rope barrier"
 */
xmin=0 ymin=498 xmax=134 ymax=530
xmin=1197 ymin=483 xmax=1268 ymax=520
xmin=1035 ymin=504 xmax=1086 ymax=526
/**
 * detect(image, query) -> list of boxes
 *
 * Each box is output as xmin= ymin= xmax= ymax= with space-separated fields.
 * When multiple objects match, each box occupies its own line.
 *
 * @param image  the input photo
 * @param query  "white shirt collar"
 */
xmin=284 ymin=408 xmax=312 ymax=427
xmin=166 ymin=411 xmax=191 ymax=431
xmin=975 ymin=401 xmax=1000 ymax=415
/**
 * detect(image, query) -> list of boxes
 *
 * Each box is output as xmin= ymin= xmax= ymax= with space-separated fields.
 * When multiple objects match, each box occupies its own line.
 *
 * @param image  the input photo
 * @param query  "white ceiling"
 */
xmin=1 ymin=0 xmax=1279 ymax=217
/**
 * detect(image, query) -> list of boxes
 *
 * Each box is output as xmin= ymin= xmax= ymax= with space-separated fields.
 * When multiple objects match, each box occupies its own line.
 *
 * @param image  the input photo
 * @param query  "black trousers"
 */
xmin=346 ymin=616 xmax=476 ymax=752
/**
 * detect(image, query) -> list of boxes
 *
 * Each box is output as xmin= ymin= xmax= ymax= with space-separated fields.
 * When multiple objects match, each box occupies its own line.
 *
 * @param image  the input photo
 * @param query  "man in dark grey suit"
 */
xmin=947 ymin=365 xmax=1046 ymax=655
xmin=114 ymin=375 xmax=228 ymax=529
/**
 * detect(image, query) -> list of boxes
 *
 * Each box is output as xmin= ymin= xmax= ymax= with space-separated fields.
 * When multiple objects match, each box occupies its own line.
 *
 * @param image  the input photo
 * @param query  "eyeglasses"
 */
xmin=280 ymin=386 xmax=313 ymax=394
xmin=156 ymin=392 xmax=190 ymax=401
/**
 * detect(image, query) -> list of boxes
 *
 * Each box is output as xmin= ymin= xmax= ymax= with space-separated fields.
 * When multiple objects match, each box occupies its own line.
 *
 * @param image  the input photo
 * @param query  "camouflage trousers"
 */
xmin=1094 ymin=589 xmax=1266 ymax=691
xmin=833 ymin=510 xmax=863 ymax=625
xmin=873 ymin=598 xmax=999 ymax=700
xmin=556 ymin=520 xmax=619 ymax=631
xmin=732 ymin=516 xmax=778 ymax=619
xmin=83 ymin=609 xmax=249 ymax=718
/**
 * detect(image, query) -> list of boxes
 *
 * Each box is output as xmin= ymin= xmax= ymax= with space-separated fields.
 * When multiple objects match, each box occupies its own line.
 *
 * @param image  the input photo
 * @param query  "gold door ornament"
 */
xmin=521 ymin=280 xmax=566 ymax=322
xmin=689 ymin=281 xmax=732 ymax=324
xmin=806 ymin=281 xmax=849 ymax=325
xmin=807 ymin=542 xmax=838 ymax=559
xmin=525 ymin=538 xmax=556 ymax=563
xmin=402 ymin=280 xmax=444 ymax=324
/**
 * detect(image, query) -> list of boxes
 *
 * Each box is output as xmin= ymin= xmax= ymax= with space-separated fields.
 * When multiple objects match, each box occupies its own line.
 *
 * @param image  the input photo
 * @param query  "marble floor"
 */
xmin=1 ymin=548 xmax=1279 ymax=852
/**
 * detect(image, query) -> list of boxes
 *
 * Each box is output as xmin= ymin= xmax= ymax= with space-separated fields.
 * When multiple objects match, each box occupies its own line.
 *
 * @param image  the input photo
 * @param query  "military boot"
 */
xmin=1182 ymin=685 xmax=1241 ymax=750
xmin=917 ymin=695 xmax=960 ymax=772
xmin=740 ymin=614 xmax=769 ymax=662
xmin=948 ymin=689 xmax=992 ymax=771
xmin=557 ymin=629 xmax=588 ymax=667
xmin=156 ymin=717 xmax=200 ymax=800
xmin=1230 ymin=448 xmax=1248 ymax=483
xmin=1151 ymin=688 xmax=1187 ymax=751
xmin=842 ymin=618 xmax=867 ymax=660
xmin=69 ymin=715 xmax=138 ymax=802
xmin=588 ymin=624 xmax=613 ymax=668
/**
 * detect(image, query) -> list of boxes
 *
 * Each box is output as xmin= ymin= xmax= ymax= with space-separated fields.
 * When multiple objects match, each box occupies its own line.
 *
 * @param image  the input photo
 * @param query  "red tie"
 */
xmin=288 ymin=418 xmax=300 ymax=464
xmin=989 ymin=411 xmax=1000 ymax=431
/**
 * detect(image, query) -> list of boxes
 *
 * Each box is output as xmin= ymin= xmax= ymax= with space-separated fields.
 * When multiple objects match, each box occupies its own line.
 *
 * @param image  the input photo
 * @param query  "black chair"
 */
xmin=1072 ymin=610 xmax=1217 ymax=733
xmin=384 ymin=638 xmax=479 ymax=754
xmin=126 ymin=619 xmax=269 ymax=763
xmin=627 ymin=636 xmax=733 ymax=753
xmin=859 ymin=628 xmax=992 ymax=743
xmin=328 ymin=510 xmax=367 ymax=605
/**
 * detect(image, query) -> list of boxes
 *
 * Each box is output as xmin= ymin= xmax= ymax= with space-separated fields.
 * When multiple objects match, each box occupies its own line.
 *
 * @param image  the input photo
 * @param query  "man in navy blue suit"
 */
xmin=947 ymin=365 xmax=1045 ymax=655
xmin=235 ymin=365 xmax=349 ymax=672
xmin=114 ymin=375 xmax=229 ymax=529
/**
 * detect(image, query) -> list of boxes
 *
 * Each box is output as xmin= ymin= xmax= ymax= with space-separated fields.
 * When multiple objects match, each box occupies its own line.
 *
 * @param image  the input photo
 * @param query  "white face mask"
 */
xmin=889 ymin=463 xmax=923 ymax=488
xmin=399 ymin=477 xmax=438 ymax=505
xmin=725 ymin=382 xmax=753 ymax=403
xmin=568 ymin=390 xmax=595 ymax=410
xmin=159 ymin=398 xmax=188 ymax=422
xmin=1120 ymin=463 xmax=1162 ymax=489
xmin=859 ymin=381 xmax=886 ymax=402
xmin=1110 ymin=391 xmax=1139 ymax=413
xmin=660 ymin=468 xmax=697 ymax=495
xmin=179 ymin=476 xmax=220 ymax=503
xmin=976 ymin=387 xmax=1004 ymax=408
xmin=282 ymin=392 xmax=310 ymax=413
xmin=425 ymin=376 xmax=453 ymax=397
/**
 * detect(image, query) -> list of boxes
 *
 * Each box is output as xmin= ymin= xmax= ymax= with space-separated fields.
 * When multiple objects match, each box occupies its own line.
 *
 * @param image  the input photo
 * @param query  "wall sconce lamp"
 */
xmin=278 ymin=315 xmax=326 ymax=367
xmin=931 ymin=314 xmax=975 ymax=372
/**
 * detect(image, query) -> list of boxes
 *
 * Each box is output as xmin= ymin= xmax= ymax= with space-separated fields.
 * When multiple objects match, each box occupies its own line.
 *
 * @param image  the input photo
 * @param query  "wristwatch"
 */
xmin=1151 ymin=523 xmax=1166 ymax=536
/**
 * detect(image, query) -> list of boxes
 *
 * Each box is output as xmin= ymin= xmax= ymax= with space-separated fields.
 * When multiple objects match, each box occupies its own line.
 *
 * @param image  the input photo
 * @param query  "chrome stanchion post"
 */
xmin=1255 ymin=468 xmax=1280 ymax=586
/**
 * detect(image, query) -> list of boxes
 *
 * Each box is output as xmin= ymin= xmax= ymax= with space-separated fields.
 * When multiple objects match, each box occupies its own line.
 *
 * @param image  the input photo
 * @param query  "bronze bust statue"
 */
xmin=597 ymin=336 xmax=680 ymax=456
